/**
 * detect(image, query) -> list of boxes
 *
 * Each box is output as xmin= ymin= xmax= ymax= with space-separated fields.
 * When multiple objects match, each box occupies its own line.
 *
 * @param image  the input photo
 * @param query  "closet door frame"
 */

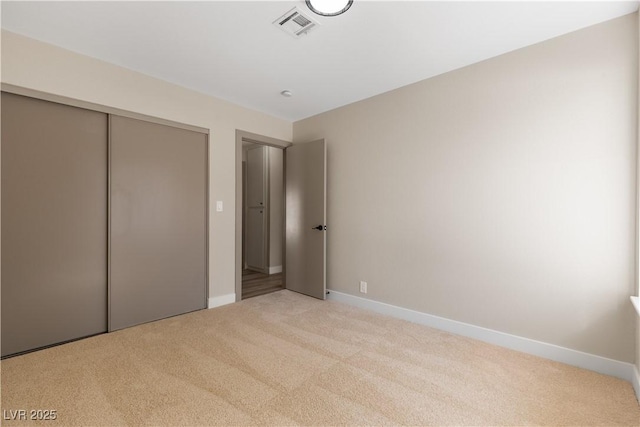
xmin=1 ymin=83 xmax=210 ymax=336
xmin=2 ymin=84 xmax=208 ymax=135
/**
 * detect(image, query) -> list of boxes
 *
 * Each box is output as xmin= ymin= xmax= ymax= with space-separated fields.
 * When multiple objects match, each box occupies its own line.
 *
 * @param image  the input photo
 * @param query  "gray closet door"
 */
xmin=1 ymin=92 xmax=108 ymax=357
xmin=110 ymin=116 xmax=207 ymax=331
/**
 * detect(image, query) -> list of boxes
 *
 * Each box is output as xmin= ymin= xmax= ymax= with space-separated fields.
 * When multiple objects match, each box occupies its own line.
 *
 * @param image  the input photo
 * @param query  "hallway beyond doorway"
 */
xmin=242 ymin=269 xmax=284 ymax=299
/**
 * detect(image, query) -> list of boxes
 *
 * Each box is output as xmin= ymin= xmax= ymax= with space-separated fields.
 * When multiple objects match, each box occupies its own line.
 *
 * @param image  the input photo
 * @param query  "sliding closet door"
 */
xmin=110 ymin=116 xmax=207 ymax=331
xmin=1 ymin=93 xmax=108 ymax=357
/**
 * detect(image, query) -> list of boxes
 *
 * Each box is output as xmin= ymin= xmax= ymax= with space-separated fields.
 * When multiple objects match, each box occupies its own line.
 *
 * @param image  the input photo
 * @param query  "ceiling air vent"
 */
xmin=273 ymin=7 xmax=319 ymax=39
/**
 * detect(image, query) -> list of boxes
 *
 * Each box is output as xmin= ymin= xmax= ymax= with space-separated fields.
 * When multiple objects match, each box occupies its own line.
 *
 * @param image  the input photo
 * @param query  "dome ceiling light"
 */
xmin=305 ymin=0 xmax=353 ymax=17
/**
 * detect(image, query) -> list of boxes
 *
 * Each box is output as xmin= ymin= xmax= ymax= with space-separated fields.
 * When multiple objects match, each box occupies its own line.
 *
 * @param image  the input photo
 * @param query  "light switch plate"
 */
xmin=216 ymin=201 xmax=223 ymax=212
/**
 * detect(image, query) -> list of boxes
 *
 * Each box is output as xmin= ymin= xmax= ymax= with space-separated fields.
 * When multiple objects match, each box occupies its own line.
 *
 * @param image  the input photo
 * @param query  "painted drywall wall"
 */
xmin=636 ymin=10 xmax=640 ymax=378
xmin=294 ymin=14 xmax=638 ymax=362
xmin=0 ymin=30 xmax=292 ymax=300
xmin=636 ymin=315 xmax=640 ymax=388
xmin=268 ymin=146 xmax=283 ymax=271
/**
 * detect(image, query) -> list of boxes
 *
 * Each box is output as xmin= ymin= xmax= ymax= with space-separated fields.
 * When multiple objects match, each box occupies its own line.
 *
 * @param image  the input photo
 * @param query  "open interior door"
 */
xmin=285 ymin=139 xmax=326 ymax=299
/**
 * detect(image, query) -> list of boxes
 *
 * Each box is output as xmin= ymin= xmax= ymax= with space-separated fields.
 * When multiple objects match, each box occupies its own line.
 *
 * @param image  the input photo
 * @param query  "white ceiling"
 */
xmin=1 ymin=1 xmax=638 ymax=121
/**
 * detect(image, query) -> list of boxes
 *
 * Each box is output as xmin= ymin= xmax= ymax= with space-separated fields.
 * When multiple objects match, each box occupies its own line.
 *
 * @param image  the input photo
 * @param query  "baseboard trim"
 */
xmin=327 ymin=290 xmax=635 ymax=382
xmin=632 ymin=365 xmax=640 ymax=404
xmin=269 ymin=265 xmax=283 ymax=275
xmin=208 ymin=293 xmax=236 ymax=309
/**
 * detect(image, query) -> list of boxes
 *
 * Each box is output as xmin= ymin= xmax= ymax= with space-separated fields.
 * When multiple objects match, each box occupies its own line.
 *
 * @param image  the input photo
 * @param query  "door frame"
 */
xmin=235 ymin=130 xmax=291 ymax=301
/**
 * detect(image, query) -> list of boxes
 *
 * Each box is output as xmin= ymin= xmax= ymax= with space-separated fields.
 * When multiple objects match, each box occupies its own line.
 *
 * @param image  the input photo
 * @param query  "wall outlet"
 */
xmin=359 ymin=281 xmax=367 ymax=294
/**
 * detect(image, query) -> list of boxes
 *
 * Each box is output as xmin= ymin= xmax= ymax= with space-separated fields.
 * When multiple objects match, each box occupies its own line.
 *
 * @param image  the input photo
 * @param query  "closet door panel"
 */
xmin=110 ymin=116 xmax=207 ymax=331
xmin=1 ymin=92 xmax=108 ymax=357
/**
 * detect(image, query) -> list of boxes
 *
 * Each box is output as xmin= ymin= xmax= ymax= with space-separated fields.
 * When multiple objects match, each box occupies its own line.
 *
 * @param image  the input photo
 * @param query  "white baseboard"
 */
xmin=632 ymin=365 xmax=640 ymax=404
xmin=208 ymin=293 xmax=236 ymax=309
xmin=269 ymin=265 xmax=283 ymax=274
xmin=327 ymin=290 xmax=636 ymax=383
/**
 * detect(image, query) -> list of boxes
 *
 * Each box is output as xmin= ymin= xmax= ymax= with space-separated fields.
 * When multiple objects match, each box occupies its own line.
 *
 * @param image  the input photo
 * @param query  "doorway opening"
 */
xmin=235 ymin=131 xmax=291 ymax=301
xmin=235 ymin=130 xmax=327 ymax=302
xmin=242 ymin=142 xmax=284 ymax=299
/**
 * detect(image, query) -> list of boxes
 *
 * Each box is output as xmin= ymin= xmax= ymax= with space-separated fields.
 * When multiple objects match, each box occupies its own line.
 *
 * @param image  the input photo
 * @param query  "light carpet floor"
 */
xmin=1 ymin=289 xmax=639 ymax=426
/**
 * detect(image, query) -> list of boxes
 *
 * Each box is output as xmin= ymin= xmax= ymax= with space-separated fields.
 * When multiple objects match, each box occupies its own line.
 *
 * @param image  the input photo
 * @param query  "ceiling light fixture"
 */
xmin=281 ymin=90 xmax=293 ymax=97
xmin=305 ymin=0 xmax=353 ymax=17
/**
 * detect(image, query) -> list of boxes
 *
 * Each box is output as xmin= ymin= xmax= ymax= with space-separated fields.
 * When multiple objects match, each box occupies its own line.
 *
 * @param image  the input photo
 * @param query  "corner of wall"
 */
xmin=208 ymin=293 xmax=236 ymax=309
xmin=635 ymin=7 xmax=640 ymax=392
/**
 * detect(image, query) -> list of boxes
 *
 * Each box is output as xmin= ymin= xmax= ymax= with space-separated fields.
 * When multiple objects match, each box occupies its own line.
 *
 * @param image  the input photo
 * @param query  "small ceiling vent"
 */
xmin=273 ymin=7 xmax=319 ymax=38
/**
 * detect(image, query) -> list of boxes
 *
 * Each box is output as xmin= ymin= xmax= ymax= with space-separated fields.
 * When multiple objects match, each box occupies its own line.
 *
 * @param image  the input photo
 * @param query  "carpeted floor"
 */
xmin=1 ymin=289 xmax=639 ymax=426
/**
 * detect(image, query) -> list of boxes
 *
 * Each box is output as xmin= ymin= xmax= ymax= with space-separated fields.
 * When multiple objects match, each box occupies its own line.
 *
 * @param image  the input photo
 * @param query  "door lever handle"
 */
xmin=312 ymin=225 xmax=327 ymax=231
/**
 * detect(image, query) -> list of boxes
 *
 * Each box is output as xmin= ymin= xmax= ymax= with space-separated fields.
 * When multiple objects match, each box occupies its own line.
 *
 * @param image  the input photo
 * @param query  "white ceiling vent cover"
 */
xmin=273 ymin=7 xmax=319 ymax=38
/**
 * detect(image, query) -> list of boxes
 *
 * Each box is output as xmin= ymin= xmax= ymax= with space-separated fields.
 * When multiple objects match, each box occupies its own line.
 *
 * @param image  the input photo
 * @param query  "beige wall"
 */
xmin=294 ymin=14 xmax=638 ymax=362
xmin=637 ymin=10 xmax=640 ymax=375
xmin=636 ymin=314 xmax=639 ymax=380
xmin=1 ymin=30 xmax=292 ymax=300
xmin=268 ymin=147 xmax=284 ymax=270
